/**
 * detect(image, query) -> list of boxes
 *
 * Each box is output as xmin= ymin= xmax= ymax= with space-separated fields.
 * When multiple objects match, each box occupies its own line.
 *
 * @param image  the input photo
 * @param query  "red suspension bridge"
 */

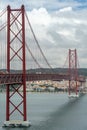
xmin=0 ymin=5 xmax=86 ymax=127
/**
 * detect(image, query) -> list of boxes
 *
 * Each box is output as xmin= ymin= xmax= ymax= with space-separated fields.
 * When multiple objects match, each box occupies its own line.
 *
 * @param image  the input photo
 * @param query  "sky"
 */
xmin=0 ymin=0 xmax=87 ymax=69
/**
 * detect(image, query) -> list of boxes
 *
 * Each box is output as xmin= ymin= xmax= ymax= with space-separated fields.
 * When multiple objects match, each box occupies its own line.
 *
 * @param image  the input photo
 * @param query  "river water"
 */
xmin=0 ymin=92 xmax=87 ymax=130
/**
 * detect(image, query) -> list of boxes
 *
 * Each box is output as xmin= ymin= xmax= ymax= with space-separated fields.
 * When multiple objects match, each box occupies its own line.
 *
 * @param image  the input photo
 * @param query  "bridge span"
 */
xmin=0 ymin=5 xmax=86 ymax=128
xmin=0 ymin=73 xmax=85 ymax=85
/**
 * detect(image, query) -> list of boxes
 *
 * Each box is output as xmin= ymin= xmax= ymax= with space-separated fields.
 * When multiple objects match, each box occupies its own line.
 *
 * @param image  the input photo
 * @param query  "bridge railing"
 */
xmin=0 ymin=73 xmax=85 ymax=85
xmin=0 ymin=74 xmax=22 ymax=84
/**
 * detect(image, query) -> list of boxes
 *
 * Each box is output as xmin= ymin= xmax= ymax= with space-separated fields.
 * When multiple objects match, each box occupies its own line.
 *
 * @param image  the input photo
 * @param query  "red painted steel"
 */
xmin=0 ymin=73 xmax=85 ymax=85
xmin=6 ymin=5 xmax=27 ymax=121
xmin=6 ymin=5 xmax=10 ymax=121
xmin=22 ymin=5 xmax=27 ymax=121
xmin=2 ymin=5 xmax=85 ymax=123
xmin=68 ymin=49 xmax=78 ymax=95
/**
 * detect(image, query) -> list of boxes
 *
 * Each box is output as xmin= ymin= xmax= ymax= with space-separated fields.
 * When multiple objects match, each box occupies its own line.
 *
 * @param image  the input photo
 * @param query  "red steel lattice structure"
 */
xmin=68 ymin=49 xmax=78 ymax=95
xmin=6 ymin=5 xmax=27 ymax=121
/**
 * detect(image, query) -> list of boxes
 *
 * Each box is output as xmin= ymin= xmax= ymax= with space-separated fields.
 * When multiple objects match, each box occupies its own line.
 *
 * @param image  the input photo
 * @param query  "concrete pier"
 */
xmin=3 ymin=120 xmax=31 ymax=127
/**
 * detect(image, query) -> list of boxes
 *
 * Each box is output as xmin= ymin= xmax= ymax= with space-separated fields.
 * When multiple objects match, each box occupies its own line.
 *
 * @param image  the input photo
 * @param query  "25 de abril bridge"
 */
xmin=0 ymin=5 xmax=86 ymax=127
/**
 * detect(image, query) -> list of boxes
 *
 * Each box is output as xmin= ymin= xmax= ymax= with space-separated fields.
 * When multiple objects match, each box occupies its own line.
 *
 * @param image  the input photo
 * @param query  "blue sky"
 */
xmin=1 ymin=0 xmax=87 ymax=11
xmin=0 ymin=0 xmax=87 ymax=12
xmin=75 ymin=0 xmax=87 ymax=2
xmin=0 ymin=0 xmax=87 ymax=68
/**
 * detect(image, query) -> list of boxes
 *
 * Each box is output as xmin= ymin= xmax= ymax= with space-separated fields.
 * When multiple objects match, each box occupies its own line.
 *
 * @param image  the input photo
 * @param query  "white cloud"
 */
xmin=28 ymin=8 xmax=51 ymax=26
xmin=0 ymin=0 xmax=87 ymax=68
xmin=26 ymin=6 xmax=87 ymax=68
xmin=59 ymin=7 xmax=72 ymax=12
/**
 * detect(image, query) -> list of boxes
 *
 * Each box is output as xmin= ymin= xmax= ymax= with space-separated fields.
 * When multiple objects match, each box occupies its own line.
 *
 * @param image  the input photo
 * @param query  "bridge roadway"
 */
xmin=0 ymin=73 xmax=85 ymax=85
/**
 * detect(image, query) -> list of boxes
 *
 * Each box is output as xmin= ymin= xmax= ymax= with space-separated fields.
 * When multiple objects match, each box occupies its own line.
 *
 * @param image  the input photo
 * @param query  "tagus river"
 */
xmin=0 ymin=93 xmax=87 ymax=130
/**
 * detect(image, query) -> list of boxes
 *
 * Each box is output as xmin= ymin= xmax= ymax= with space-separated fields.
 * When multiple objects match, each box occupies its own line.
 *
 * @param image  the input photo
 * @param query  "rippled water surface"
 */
xmin=0 ymin=92 xmax=87 ymax=130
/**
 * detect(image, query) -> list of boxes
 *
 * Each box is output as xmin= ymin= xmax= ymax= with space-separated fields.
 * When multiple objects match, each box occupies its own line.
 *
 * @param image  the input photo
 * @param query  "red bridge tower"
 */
xmin=4 ymin=5 xmax=30 ymax=127
xmin=68 ymin=49 xmax=78 ymax=97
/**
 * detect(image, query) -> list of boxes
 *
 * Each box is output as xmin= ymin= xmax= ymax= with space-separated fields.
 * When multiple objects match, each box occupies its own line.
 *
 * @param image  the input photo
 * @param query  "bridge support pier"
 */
xmin=3 ymin=120 xmax=31 ymax=127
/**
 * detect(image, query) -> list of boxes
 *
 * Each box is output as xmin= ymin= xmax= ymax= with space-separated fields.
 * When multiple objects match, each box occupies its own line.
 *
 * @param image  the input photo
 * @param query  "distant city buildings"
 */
xmin=19 ymin=79 xmax=85 ymax=93
xmin=0 ymin=79 xmax=86 ymax=93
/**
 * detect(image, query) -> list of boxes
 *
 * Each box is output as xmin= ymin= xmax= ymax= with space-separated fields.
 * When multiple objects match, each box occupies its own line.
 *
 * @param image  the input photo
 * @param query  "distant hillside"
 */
xmin=28 ymin=68 xmax=87 ymax=76
xmin=1 ymin=68 xmax=87 ymax=76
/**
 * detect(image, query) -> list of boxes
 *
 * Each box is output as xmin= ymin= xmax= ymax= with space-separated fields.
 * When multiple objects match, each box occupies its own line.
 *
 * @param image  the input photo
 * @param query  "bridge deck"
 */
xmin=0 ymin=73 xmax=85 ymax=85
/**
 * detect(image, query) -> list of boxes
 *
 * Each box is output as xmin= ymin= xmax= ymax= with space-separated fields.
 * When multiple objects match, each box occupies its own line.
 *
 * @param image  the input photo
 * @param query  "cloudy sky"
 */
xmin=0 ymin=0 xmax=87 ymax=69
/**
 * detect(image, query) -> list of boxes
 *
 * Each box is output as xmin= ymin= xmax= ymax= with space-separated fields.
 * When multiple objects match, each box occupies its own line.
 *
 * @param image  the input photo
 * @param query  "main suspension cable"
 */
xmin=13 ymin=18 xmax=42 ymax=68
xmin=0 ymin=8 xmax=6 ymax=17
xmin=25 ymin=12 xmax=53 ymax=69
